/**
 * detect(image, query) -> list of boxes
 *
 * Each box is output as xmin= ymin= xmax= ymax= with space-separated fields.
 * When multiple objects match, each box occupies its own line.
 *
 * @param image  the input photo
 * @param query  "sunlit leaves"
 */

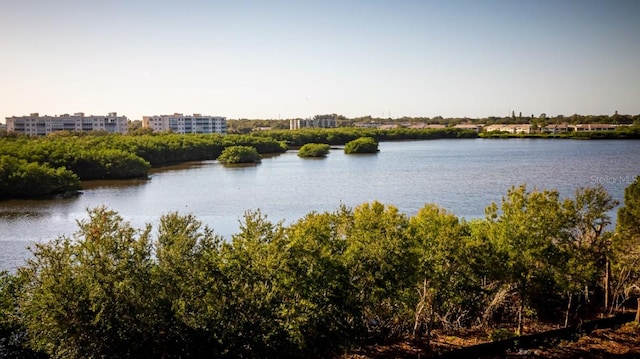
xmin=408 ymin=204 xmax=476 ymax=335
xmin=484 ymin=185 xmax=575 ymax=333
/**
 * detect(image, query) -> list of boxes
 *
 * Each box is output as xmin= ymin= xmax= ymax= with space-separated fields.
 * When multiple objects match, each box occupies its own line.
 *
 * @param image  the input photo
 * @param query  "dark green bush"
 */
xmin=298 ymin=143 xmax=330 ymax=158
xmin=217 ymin=145 xmax=261 ymax=164
xmin=0 ymin=156 xmax=80 ymax=198
xmin=344 ymin=136 xmax=379 ymax=154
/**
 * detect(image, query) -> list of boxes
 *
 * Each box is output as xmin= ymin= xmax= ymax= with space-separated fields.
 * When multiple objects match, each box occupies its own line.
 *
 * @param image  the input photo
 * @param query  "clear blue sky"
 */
xmin=1 ymin=0 xmax=639 ymax=121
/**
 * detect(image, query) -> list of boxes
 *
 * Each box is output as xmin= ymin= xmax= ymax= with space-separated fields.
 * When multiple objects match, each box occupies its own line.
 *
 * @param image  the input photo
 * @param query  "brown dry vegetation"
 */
xmin=340 ymin=328 xmax=496 ymax=358
xmin=340 ymin=322 xmax=640 ymax=359
xmin=500 ymin=323 xmax=640 ymax=359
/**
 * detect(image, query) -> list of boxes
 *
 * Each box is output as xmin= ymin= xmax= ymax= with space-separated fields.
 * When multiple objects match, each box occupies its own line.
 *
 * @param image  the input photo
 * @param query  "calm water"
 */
xmin=1 ymin=139 xmax=639 ymax=272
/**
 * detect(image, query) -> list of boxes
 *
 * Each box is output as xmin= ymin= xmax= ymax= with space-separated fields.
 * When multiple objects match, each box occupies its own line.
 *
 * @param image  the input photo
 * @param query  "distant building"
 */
xmin=290 ymin=114 xmax=337 ymax=130
xmin=5 ymin=112 xmax=128 ymax=136
xmin=484 ymin=124 xmax=532 ymax=134
xmin=454 ymin=124 xmax=483 ymax=133
xmin=484 ymin=123 xmax=620 ymax=135
xmin=543 ymin=124 xmax=570 ymax=134
xmin=410 ymin=123 xmax=446 ymax=129
xmin=142 ymin=113 xmax=227 ymax=134
xmin=484 ymin=124 xmax=508 ymax=133
xmin=570 ymin=124 xmax=616 ymax=132
xmin=0 ymin=122 xmax=6 ymax=131
xmin=252 ymin=127 xmax=272 ymax=131
xmin=354 ymin=121 xmax=381 ymax=128
xmin=512 ymin=124 xmax=532 ymax=134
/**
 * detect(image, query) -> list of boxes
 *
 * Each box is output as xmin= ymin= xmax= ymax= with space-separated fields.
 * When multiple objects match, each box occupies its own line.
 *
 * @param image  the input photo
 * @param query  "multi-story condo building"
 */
xmin=5 ymin=112 xmax=128 ymax=135
xmin=142 ymin=113 xmax=227 ymax=134
xmin=290 ymin=114 xmax=337 ymax=130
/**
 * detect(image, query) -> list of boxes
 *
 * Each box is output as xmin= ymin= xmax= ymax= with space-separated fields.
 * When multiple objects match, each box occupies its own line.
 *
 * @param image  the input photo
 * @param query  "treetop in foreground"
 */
xmin=3 ymin=181 xmax=638 ymax=358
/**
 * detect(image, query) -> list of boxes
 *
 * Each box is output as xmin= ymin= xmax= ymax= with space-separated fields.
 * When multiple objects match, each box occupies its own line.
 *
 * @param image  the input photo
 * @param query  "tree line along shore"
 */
xmin=0 ymin=179 xmax=639 ymax=358
xmin=1 ymin=126 xmax=640 ymax=198
xmin=225 ymin=112 xmax=640 ymax=133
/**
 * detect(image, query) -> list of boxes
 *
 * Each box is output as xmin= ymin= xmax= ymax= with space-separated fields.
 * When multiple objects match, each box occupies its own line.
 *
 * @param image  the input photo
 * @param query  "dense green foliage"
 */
xmin=216 ymin=146 xmax=262 ymax=164
xmin=0 ymin=133 xmax=287 ymax=196
xmin=0 ymin=132 xmax=287 ymax=175
xmin=1 ymin=181 xmax=637 ymax=357
xmin=297 ymin=143 xmax=330 ymax=158
xmin=344 ymin=137 xmax=379 ymax=154
xmin=0 ymin=156 xmax=80 ymax=198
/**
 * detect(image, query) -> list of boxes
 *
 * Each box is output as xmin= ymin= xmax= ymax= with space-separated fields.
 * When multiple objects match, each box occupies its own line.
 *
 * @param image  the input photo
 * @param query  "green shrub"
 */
xmin=298 ymin=143 xmax=330 ymax=158
xmin=18 ymin=208 xmax=160 ymax=358
xmin=69 ymin=149 xmax=150 ymax=179
xmin=344 ymin=137 xmax=379 ymax=154
xmin=490 ymin=328 xmax=517 ymax=341
xmin=0 ymin=156 xmax=80 ymax=197
xmin=217 ymin=145 xmax=261 ymax=164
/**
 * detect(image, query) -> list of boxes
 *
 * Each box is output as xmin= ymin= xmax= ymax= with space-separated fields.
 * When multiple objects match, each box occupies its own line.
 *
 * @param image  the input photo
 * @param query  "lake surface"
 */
xmin=2 ymin=139 xmax=640 ymax=272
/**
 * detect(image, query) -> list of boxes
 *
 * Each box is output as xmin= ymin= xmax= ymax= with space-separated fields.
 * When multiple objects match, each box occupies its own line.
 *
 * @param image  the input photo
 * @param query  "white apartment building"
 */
xmin=290 ymin=115 xmax=337 ymax=130
xmin=5 ymin=112 xmax=128 ymax=136
xmin=142 ymin=113 xmax=227 ymax=134
xmin=483 ymin=124 xmax=532 ymax=134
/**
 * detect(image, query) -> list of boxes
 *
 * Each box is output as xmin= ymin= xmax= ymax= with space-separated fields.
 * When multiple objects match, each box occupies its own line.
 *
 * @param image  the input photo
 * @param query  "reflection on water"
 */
xmin=149 ymin=160 xmax=216 ymax=174
xmin=0 ymin=210 xmax=48 ymax=220
xmin=1 ymin=139 xmax=640 ymax=272
xmin=81 ymin=178 xmax=150 ymax=190
xmin=219 ymin=163 xmax=261 ymax=169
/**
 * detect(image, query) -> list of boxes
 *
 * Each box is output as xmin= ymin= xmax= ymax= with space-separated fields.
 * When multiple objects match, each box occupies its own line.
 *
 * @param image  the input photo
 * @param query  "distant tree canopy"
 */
xmin=227 ymin=119 xmax=290 ymax=133
xmin=225 ymin=112 xmax=640 ymax=131
xmin=2 ymin=181 xmax=637 ymax=357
